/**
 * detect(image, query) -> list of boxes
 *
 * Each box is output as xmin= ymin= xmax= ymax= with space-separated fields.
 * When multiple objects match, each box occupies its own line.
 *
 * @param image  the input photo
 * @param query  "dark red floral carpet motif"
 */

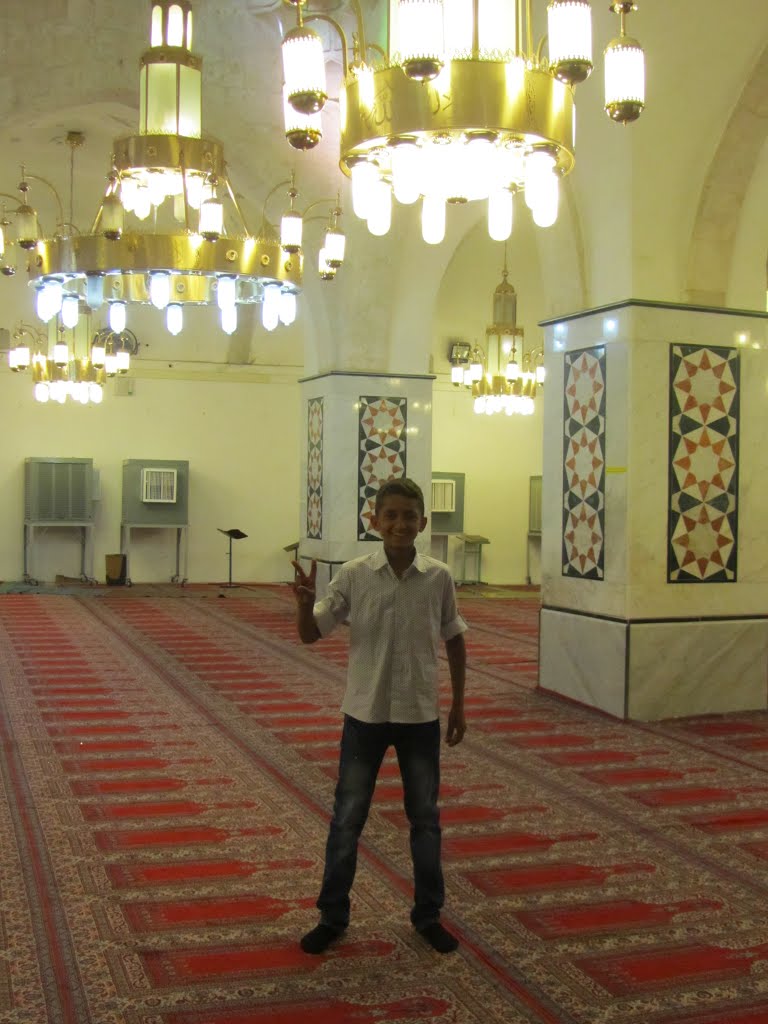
xmin=1 ymin=585 xmax=768 ymax=1023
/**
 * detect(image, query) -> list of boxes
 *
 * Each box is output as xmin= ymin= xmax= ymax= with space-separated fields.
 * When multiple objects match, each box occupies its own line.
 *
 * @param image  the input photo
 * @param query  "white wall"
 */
xmin=0 ymin=369 xmax=301 ymax=584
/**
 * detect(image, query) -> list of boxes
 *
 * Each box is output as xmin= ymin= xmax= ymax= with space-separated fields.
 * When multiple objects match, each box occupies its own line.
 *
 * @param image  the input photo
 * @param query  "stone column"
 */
xmin=538 ymin=300 xmax=768 ymax=720
xmin=297 ymin=371 xmax=434 ymax=596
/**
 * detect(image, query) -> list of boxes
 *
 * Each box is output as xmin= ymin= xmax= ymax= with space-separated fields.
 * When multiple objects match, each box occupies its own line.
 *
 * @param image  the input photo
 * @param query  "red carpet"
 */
xmin=1 ymin=585 xmax=768 ymax=1023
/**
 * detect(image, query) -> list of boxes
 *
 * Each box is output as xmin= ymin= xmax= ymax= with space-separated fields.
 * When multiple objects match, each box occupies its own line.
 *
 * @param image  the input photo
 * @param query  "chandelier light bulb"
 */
xmin=524 ymin=150 xmax=557 ymax=212
xmin=219 ymin=304 xmax=237 ymax=335
xmin=134 ymin=184 xmax=152 ymax=221
xmin=397 ymin=0 xmax=445 ymax=82
xmin=279 ymin=290 xmax=297 ymax=326
xmin=50 ymin=380 xmax=68 ymax=404
xmin=116 ymin=349 xmax=130 ymax=373
xmin=166 ymin=302 xmax=183 ymax=335
xmin=108 ymin=301 xmax=127 ymax=333
xmin=36 ymin=287 xmax=55 ymax=323
xmin=89 ymin=383 xmax=103 ymax=404
xmin=262 ymin=284 xmax=281 ymax=332
xmin=391 ymin=142 xmax=422 ymax=205
xmin=536 ymin=364 xmax=547 ymax=384
xmin=366 ymin=179 xmax=392 ymax=237
xmin=86 ymin=275 xmax=105 ymax=310
xmin=351 ymin=161 xmax=379 ymax=221
xmin=421 ymin=193 xmax=446 ymax=245
xmin=0 ymin=222 xmax=5 ymax=257
xmin=531 ymin=173 xmax=559 ymax=227
xmin=15 ymin=345 xmax=31 ymax=370
xmin=16 ymin=202 xmax=39 ymax=249
xmin=318 ymin=247 xmax=336 ymax=280
xmin=217 ymin=275 xmax=237 ymax=311
xmin=506 ymin=358 xmax=520 ymax=381
xmin=547 ymin=0 xmax=593 ymax=85
xmin=488 ymin=189 xmax=513 ymax=241
xmin=184 ymin=174 xmax=206 ymax=210
xmin=282 ymin=25 xmax=328 ymax=115
xmin=34 ymin=381 xmax=50 ymax=403
xmin=451 ymin=364 xmax=464 ymax=384
xmin=149 ymin=271 xmax=171 ymax=309
xmin=105 ymin=352 xmax=119 ymax=376
xmin=120 ymin=177 xmax=138 ymax=214
xmin=61 ymin=294 xmax=80 ymax=329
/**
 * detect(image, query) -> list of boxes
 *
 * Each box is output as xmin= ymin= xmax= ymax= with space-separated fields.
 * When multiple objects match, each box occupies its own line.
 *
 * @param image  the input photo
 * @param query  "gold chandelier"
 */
xmin=281 ymin=0 xmax=645 ymax=243
xmin=12 ymin=1 xmax=307 ymax=339
xmin=450 ymin=259 xmax=544 ymax=415
xmin=7 ymin=314 xmax=136 ymax=406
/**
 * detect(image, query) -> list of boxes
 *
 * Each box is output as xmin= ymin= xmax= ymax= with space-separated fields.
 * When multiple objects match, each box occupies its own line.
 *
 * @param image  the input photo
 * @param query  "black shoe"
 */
xmin=417 ymin=921 xmax=459 ymax=953
xmin=300 ymin=923 xmax=345 ymax=954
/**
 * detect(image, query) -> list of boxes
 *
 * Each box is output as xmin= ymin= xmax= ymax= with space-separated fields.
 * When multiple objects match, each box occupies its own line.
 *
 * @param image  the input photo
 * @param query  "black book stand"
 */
xmin=218 ymin=528 xmax=248 ymax=587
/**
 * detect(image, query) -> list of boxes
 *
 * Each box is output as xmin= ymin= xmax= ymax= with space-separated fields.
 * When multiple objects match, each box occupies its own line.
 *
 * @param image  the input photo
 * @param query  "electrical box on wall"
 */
xmin=25 ymin=458 xmax=95 ymax=523
xmin=122 ymin=459 xmax=189 ymax=525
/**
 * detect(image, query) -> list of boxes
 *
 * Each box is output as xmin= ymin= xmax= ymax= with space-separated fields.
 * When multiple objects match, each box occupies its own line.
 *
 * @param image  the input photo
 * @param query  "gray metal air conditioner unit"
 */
xmin=122 ymin=459 xmax=189 ymax=526
xmin=24 ymin=458 xmax=95 ymax=523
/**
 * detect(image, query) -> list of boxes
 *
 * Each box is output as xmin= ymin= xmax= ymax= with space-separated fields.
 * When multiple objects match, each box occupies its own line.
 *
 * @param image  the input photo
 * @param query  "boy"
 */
xmin=291 ymin=477 xmax=467 ymax=955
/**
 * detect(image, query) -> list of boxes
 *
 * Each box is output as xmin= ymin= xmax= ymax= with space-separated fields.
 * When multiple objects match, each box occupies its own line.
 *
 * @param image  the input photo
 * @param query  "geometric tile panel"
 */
xmin=358 ymin=396 xmax=407 ymax=541
xmin=306 ymin=397 xmax=323 ymax=540
xmin=562 ymin=346 xmax=607 ymax=580
xmin=668 ymin=345 xmax=739 ymax=583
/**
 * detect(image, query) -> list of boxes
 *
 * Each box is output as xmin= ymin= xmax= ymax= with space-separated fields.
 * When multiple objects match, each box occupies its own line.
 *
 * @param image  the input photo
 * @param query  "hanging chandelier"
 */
xmin=449 ymin=259 xmax=544 ymax=415
xmin=6 ymin=314 xmax=136 ymax=405
xmin=281 ymin=0 xmax=645 ymax=244
xmin=11 ymin=1 xmax=305 ymax=338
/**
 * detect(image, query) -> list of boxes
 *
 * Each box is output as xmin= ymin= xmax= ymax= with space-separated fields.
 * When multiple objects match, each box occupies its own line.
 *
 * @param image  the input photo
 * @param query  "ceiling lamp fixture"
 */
xmin=266 ymin=173 xmax=347 ymax=289
xmin=450 ymin=258 xmax=544 ymax=416
xmin=18 ymin=2 xmax=301 ymax=337
xmin=281 ymin=0 xmax=645 ymax=243
xmin=6 ymin=313 xmax=124 ymax=406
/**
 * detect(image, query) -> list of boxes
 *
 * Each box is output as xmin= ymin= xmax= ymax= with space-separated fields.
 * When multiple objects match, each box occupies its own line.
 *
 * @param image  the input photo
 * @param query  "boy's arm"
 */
xmin=291 ymin=559 xmax=321 ymax=644
xmin=444 ymin=632 xmax=466 ymax=746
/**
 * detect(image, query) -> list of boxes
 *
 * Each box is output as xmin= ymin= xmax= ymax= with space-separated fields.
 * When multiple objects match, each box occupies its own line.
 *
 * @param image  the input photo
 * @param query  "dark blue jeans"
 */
xmin=317 ymin=715 xmax=444 ymax=931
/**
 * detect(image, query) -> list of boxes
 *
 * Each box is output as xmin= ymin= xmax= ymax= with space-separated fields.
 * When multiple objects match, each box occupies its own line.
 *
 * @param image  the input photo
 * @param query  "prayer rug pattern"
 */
xmin=1 ymin=588 xmax=768 ymax=1023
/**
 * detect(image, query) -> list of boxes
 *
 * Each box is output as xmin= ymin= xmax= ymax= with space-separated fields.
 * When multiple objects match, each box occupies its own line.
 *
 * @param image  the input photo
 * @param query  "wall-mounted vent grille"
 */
xmin=25 ymin=458 xmax=94 ymax=523
xmin=142 ymin=468 xmax=178 ymax=503
xmin=431 ymin=479 xmax=456 ymax=513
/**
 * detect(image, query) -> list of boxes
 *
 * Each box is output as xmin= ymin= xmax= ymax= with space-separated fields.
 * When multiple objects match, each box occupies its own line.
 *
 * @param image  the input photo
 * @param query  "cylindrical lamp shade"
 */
xmin=116 ymin=349 xmax=131 ymax=373
xmin=101 ymin=193 xmax=125 ymax=240
xmin=89 ymin=383 xmax=103 ymax=404
xmin=280 ymin=211 xmax=304 ymax=253
xmin=282 ymin=27 xmax=328 ymax=115
xmin=547 ymin=0 xmax=593 ymax=84
xmin=140 ymin=58 xmax=202 ymax=137
xmin=217 ymin=275 xmax=237 ymax=311
xmin=61 ymin=295 xmax=80 ymax=329
xmin=199 ymin=197 xmax=223 ymax=240
xmin=221 ymin=305 xmax=237 ymax=335
xmin=531 ymin=173 xmax=559 ymax=227
xmin=397 ymin=0 xmax=444 ymax=81
xmin=324 ymin=228 xmax=346 ymax=267
xmin=91 ymin=343 xmax=106 ymax=368
xmin=524 ymin=150 xmax=557 ymax=211
xmin=53 ymin=343 xmax=69 ymax=366
xmin=441 ymin=0 xmax=516 ymax=58
xmin=34 ymin=382 xmax=50 ymax=403
xmin=605 ymin=37 xmax=645 ymax=122
xmin=16 ymin=203 xmax=38 ymax=249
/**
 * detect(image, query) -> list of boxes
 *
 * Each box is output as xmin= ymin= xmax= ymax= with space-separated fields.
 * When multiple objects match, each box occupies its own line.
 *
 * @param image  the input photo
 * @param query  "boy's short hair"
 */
xmin=375 ymin=477 xmax=425 ymax=516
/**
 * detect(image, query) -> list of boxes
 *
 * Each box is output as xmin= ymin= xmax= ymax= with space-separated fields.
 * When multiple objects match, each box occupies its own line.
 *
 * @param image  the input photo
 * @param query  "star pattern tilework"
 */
xmin=668 ymin=345 xmax=739 ymax=583
xmin=306 ymin=398 xmax=323 ymax=539
xmin=358 ymin=396 xmax=407 ymax=540
xmin=562 ymin=346 xmax=606 ymax=580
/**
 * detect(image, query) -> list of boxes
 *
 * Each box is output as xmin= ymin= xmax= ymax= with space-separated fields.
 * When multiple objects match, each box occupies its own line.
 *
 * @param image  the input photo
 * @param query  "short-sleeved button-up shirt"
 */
xmin=313 ymin=548 xmax=468 ymax=724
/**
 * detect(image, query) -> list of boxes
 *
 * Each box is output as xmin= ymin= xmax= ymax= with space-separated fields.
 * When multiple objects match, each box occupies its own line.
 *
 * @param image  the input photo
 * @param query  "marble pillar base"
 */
xmin=539 ymin=607 xmax=768 ymax=721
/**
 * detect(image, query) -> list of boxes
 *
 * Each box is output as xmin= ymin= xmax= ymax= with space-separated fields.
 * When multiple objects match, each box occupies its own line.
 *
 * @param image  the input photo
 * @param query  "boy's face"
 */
xmin=371 ymin=494 xmax=428 ymax=551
